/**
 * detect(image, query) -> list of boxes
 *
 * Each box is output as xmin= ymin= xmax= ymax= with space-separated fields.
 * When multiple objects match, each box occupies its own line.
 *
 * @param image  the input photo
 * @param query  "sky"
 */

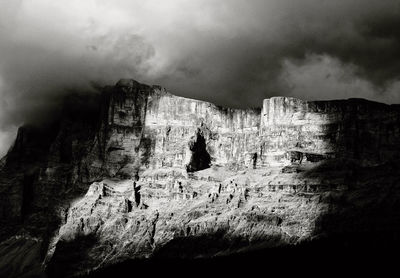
xmin=0 ymin=0 xmax=400 ymax=156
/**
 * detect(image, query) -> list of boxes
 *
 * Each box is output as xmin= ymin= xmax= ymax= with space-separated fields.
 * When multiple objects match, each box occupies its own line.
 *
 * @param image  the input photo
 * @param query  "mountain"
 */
xmin=1 ymin=79 xmax=400 ymax=277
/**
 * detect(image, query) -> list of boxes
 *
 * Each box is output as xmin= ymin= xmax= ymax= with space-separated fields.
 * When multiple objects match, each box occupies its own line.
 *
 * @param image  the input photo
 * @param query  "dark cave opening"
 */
xmin=133 ymin=182 xmax=141 ymax=207
xmin=186 ymin=131 xmax=211 ymax=172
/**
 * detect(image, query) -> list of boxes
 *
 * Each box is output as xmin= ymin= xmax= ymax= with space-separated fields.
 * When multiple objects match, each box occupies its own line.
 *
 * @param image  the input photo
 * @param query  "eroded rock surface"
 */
xmin=1 ymin=79 xmax=400 ymax=277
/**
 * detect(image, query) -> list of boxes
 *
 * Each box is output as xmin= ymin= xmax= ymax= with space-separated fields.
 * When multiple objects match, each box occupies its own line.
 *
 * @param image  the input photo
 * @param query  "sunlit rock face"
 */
xmin=260 ymin=97 xmax=400 ymax=166
xmin=1 ymin=79 xmax=400 ymax=277
xmin=101 ymin=79 xmax=261 ymax=177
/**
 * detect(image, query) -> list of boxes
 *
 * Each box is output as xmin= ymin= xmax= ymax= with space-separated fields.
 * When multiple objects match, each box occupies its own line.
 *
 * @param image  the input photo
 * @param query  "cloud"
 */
xmin=279 ymin=54 xmax=400 ymax=103
xmin=0 ymin=0 xmax=400 ymax=156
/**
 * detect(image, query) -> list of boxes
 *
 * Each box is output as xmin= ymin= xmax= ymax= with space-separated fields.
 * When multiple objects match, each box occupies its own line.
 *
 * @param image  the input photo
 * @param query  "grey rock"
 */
xmin=1 ymin=79 xmax=400 ymax=277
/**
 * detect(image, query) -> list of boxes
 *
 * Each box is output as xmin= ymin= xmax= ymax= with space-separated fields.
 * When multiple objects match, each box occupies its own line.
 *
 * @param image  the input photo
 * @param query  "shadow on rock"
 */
xmin=306 ymin=159 xmax=400 ymax=249
xmin=46 ymin=234 xmax=100 ymax=278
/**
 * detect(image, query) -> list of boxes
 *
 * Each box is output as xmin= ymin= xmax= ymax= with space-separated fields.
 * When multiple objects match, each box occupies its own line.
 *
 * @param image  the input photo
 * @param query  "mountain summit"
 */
xmin=1 ymin=79 xmax=400 ymax=277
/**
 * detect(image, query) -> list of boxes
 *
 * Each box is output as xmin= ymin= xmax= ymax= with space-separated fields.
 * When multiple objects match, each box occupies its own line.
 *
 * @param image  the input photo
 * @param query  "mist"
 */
xmin=1 ymin=0 xmax=400 ymax=156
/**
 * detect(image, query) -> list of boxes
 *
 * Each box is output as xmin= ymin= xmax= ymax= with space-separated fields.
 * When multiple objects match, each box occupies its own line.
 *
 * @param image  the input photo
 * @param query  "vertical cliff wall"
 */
xmin=260 ymin=96 xmax=400 ymax=166
xmin=100 ymin=79 xmax=261 ymax=177
xmin=103 ymin=81 xmax=400 ymax=176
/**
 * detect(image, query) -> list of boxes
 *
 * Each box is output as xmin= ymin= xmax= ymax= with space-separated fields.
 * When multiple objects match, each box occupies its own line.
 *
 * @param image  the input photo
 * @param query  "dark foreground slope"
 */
xmin=83 ymin=238 xmax=399 ymax=278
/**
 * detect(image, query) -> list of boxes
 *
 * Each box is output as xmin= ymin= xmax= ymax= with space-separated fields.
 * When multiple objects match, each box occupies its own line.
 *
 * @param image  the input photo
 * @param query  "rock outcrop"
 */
xmin=1 ymin=79 xmax=400 ymax=277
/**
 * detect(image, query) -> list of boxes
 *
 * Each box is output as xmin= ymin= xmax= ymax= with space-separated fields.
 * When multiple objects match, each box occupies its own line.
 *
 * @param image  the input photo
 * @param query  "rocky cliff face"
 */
xmin=1 ymin=79 xmax=400 ymax=277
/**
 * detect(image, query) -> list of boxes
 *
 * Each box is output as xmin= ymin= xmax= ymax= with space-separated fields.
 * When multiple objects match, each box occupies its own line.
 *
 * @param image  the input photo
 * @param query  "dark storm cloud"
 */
xmin=1 ymin=0 xmax=400 ymax=155
xmin=146 ymin=0 xmax=400 ymax=107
